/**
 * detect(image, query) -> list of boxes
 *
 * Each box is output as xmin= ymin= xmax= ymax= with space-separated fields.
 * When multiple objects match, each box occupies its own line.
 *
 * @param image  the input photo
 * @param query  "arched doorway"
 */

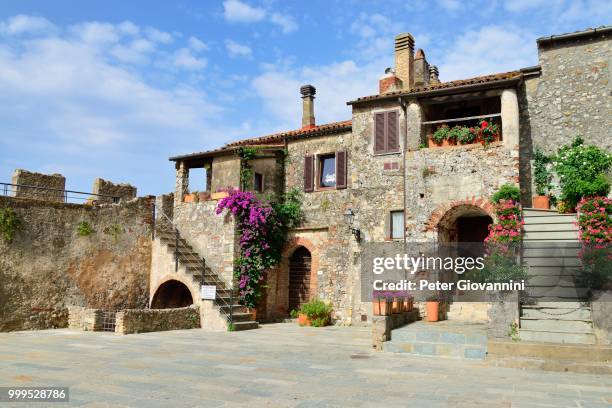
xmin=288 ymin=246 xmax=312 ymax=313
xmin=437 ymin=204 xmax=492 ymax=243
xmin=151 ymin=280 xmax=193 ymax=309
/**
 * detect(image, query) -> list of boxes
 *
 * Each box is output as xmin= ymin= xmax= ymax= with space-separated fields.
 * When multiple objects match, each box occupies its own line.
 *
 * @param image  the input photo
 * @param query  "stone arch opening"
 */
xmin=288 ymin=246 xmax=312 ymax=313
xmin=437 ymin=204 xmax=493 ymax=243
xmin=151 ymin=280 xmax=193 ymax=309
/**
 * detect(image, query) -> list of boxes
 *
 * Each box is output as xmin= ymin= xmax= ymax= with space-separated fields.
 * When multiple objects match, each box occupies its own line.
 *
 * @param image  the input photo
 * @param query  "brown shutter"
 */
xmin=304 ymin=155 xmax=314 ymax=192
xmin=336 ymin=151 xmax=347 ymax=189
xmin=386 ymin=111 xmax=399 ymax=152
xmin=374 ymin=112 xmax=386 ymax=154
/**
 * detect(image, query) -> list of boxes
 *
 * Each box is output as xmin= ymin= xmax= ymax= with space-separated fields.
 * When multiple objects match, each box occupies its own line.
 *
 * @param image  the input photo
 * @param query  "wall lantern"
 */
xmin=343 ymin=208 xmax=361 ymax=242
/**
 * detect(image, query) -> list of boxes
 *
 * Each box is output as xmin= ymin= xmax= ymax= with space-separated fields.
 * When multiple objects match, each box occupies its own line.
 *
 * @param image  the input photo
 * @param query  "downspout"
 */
xmin=398 ymin=97 xmax=408 ymax=253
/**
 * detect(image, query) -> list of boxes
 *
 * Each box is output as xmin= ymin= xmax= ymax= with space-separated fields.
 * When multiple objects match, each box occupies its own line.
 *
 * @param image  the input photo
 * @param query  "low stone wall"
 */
xmin=68 ymin=307 xmax=104 ymax=331
xmin=372 ymin=310 xmax=419 ymax=350
xmin=92 ymin=178 xmax=137 ymax=203
xmin=11 ymin=169 xmax=65 ymax=202
xmin=592 ymin=290 xmax=612 ymax=345
xmin=486 ymin=292 xmax=520 ymax=339
xmin=115 ymin=306 xmax=200 ymax=335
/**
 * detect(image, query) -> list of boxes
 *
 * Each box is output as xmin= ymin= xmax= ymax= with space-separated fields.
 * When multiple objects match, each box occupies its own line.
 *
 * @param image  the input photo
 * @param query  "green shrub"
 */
xmin=77 ymin=221 xmax=93 ymax=236
xmin=553 ymin=137 xmax=612 ymax=208
xmin=289 ymin=309 xmax=299 ymax=319
xmin=533 ymin=149 xmax=552 ymax=196
xmin=0 ymin=208 xmax=22 ymax=243
xmin=457 ymin=126 xmax=476 ymax=144
xmin=299 ymin=298 xmax=332 ymax=327
xmin=492 ymin=184 xmax=521 ymax=204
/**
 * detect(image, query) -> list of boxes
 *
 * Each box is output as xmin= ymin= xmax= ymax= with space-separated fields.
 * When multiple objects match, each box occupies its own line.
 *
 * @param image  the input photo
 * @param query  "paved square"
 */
xmin=0 ymin=323 xmax=610 ymax=407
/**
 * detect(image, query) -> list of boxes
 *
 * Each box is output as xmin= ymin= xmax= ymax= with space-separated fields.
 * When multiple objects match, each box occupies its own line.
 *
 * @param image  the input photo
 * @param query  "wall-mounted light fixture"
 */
xmin=343 ymin=208 xmax=361 ymax=242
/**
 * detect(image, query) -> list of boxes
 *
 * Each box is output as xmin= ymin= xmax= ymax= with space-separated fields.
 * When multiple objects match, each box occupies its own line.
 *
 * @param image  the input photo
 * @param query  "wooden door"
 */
xmin=288 ymin=247 xmax=311 ymax=312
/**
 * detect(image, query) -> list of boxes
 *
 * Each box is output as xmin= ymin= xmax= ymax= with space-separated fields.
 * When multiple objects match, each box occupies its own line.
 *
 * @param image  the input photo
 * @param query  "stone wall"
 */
xmin=92 ymin=178 xmax=137 ymax=203
xmin=372 ymin=310 xmax=419 ymax=350
xmin=115 ymin=306 xmax=200 ymax=334
xmin=173 ymin=200 xmax=237 ymax=285
xmin=211 ymin=155 xmax=241 ymax=193
xmin=0 ymin=196 xmax=153 ymax=331
xmin=67 ymin=307 xmax=104 ymax=331
xmin=11 ymin=169 xmax=65 ymax=202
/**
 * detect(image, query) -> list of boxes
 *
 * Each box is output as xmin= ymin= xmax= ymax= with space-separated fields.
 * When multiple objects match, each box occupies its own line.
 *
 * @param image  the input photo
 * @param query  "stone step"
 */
xmin=230 ymin=312 xmax=255 ymax=323
xmin=487 ymin=355 xmax=612 ymax=375
xmin=231 ymin=321 xmax=259 ymax=331
xmin=522 ymin=257 xmax=582 ymax=267
xmin=524 ymin=265 xmax=582 ymax=276
xmin=520 ymin=318 xmax=593 ymax=333
xmin=523 ymin=230 xmax=579 ymax=240
xmin=524 ymin=286 xmax=589 ymax=298
xmin=522 ymin=301 xmax=589 ymax=309
xmin=526 ymin=275 xmax=579 ymax=287
xmin=522 ymin=241 xmax=582 ymax=249
xmin=521 ymin=307 xmax=592 ymax=320
xmin=523 ymin=215 xmax=579 ymax=224
xmin=518 ymin=329 xmax=596 ymax=345
xmin=523 ymin=223 xmax=578 ymax=232
xmin=219 ymin=304 xmax=247 ymax=314
xmin=523 ymin=209 xmax=576 ymax=217
xmin=523 ymin=246 xmax=581 ymax=257
xmin=487 ymin=339 xmax=612 ymax=362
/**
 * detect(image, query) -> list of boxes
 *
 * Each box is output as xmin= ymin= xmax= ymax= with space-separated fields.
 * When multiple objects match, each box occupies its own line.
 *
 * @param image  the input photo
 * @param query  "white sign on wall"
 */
xmin=201 ymin=285 xmax=216 ymax=300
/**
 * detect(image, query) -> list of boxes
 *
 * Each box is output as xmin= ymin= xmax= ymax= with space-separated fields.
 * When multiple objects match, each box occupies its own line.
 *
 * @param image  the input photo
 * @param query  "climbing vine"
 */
xmin=0 ymin=207 xmax=22 ymax=243
xmin=216 ymin=188 xmax=303 ymax=308
xmin=237 ymin=147 xmax=260 ymax=191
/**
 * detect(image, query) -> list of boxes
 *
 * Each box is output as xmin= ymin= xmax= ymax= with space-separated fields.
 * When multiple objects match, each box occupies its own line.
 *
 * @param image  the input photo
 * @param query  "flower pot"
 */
xmin=392 ymin=298 xmax=403 ymax=314
xmin=533 ymin=195 xmax=550 ymax=209
xmin=183 ymin=193 xmax=196 ymax=203
xmin=211 ymin=191 xmax=229 ymax=200
xmin=248 ymin=307 xmax=257 ymax=321
xmin=403 ymin=297 xmax=413 ymax=312
xmin=426 ymin=301 xmax=439 ymax=322
xmin=428 ymin=138 xmax=456 ymax=148
xmin=372 ymin=298 xmax=391 ymax=316
xmin=297 ymin=313 xmax=311 ymax=326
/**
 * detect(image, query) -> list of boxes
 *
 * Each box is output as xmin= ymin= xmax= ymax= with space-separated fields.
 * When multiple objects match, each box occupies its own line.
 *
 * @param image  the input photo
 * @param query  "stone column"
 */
xmin=174 ymin=161 xmax=189 ymax=206
xmin=406 ymin=102 xmax=423 ymax=151
xmin=501 ymin=88 xmax=520 ymax=148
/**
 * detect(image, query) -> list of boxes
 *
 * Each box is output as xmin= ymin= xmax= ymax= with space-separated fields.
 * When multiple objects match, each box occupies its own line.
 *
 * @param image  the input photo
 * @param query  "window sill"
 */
xmin=373 ymin=151 xmax=401 ymax=157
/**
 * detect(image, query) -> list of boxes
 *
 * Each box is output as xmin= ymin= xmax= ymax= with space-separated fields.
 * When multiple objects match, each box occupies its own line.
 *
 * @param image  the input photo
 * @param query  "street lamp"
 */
xmin=343 ymin=208 xmax=361 ymax=242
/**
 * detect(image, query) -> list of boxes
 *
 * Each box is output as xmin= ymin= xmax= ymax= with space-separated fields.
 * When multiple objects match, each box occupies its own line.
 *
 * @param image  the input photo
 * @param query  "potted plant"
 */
xmin=403 ymin=295 xmax=413 ymax=312
xmin=446 ymin=125 xmax=463 ymax=146
xmin=425 ymin=295 xmax=440 ymax=322
xmin=183 ymin=193 xmax=196 ymax=203
xmin=297 ymin=298 xmax=332 ymax=327
xmin=372 ymin=291 xmax=392 ymax=316
xmin=391 ymin=296 xmax=402 ymax=314
xmin=533 ymin=149 xmax=552 ymax=209
xmin=429 ymin=124 xmax=449 ymax=147
xmin=478 ymin=119 xmax=500 ymax=146
xmin=457 ymin=126 xmax=477 ymax=145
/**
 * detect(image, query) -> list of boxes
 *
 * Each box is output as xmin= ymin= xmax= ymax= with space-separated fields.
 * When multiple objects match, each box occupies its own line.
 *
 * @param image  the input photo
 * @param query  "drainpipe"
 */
xmin=398 ymin=97 xmax=408 ymax=253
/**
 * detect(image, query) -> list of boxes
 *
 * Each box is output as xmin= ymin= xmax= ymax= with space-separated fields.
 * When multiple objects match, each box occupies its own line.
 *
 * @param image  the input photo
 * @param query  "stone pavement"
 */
xmin=0 ymin=323 xmax=610 ymax=407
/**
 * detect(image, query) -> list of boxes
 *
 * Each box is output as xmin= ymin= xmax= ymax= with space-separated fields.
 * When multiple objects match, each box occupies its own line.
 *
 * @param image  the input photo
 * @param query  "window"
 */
xmin=390 ymin=211 xmax=404 ymax=239
xmin=374 ymin=110 xmax=400 ymax=154
xmin=319 ymin=154 xmax=336 ymax=188
xmin=254 ymin=173 xmax=264 ymax=193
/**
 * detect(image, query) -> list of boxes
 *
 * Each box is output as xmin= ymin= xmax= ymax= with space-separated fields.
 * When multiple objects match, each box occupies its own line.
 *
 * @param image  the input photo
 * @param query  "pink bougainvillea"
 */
xmin=485 ymin=199 xmax=523 ymax=244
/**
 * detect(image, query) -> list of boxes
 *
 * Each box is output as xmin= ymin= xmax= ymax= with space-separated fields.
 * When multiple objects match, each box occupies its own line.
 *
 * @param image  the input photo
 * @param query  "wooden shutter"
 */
xmin=386 ymin=111 xmax=399 ymax=152
xmin=374 ymin=113 xmax=386 ymax=154
xmin=304 ymin=155 xmax=314 ymax=192
xmin=336 ymin=151 xmax=347 ymax=189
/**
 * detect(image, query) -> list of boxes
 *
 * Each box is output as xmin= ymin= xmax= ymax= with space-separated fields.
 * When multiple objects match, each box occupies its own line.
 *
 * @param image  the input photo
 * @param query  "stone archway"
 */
xmin=151 ymin=279 xmax=194 ymax=309
xmin=424 ymin=197 xmax=495 ymax=243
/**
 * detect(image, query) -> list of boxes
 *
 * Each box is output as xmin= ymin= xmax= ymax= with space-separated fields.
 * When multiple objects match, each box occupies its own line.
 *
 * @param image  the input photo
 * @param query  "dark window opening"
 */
xmin=319 ymin=154 xmax=336 ymax=188
xmin=254 ymin=172 xmax=264 ymax=192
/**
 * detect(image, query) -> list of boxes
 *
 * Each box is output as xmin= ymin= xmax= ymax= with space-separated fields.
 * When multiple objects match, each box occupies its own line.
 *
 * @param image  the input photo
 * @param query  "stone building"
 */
xmin=151 ymin=27 xmax=611 ymax=331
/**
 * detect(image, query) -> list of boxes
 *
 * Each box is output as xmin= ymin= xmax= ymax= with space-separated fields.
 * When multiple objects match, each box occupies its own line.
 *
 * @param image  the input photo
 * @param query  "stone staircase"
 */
xmin=520 ymin=208 xmax=594 ymax=344
xmin=156 ymin=227 xmax=258 ymax=331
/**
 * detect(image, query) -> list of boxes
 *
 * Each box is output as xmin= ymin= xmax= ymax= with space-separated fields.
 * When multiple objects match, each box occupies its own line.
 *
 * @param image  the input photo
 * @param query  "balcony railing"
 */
xmin=422 ymin=113 xmax=502 ymax=148
xmin=0 ymin=182 xmax=120 ymax=204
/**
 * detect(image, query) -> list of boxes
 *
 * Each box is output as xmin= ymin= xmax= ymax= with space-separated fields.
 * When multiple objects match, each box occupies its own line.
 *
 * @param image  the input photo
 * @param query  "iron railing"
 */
xmin=155 ymin=212 xmax=236 ymax=325
xmin=0 ymin=182 xmax=120 ymax=204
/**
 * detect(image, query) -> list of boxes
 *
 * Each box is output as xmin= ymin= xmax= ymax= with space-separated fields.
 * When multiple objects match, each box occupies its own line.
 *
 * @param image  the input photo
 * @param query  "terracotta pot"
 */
xmin=426 ymin=301 xmax=439 ymax=322
xmin=479 ymin=132 xmax=501 ymax=145
xmin=211 ymin=191 xmax=230 ymax=200
xmin=391 ymin=298 xmax=402 ymax=314
xmin=297 ymin=313 xmax=311 ymax=326
xmin=403 ymin=298 xmax=413 ymax=312
xmin=183 ymin=193 xmax=196 ymax=203
xmin=248 ymin=307 xmax=257 ymax=321
xmin=372 ymin=298 xmax=391 ymax=316
xmin=533 ymin=195 xmax=550 ymax=209
xmin=428 ymin=138 xmax=457 ymax=148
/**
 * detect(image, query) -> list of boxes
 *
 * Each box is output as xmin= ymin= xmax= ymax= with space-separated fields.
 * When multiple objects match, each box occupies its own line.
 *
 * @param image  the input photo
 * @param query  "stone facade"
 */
xmin=92 ymin=178 xmax=137 ymax=203
xmin=11 ymin=169 xmax=65 ymax=202
xmin=115 ymin=306 xmax=200 ymax=335
xmin=0 ymin=195 xmax=153 ymax=331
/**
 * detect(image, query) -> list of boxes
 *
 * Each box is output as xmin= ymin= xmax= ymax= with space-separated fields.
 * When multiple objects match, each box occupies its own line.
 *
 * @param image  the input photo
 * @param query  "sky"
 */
xmin=0 ymin=0 xmax=610 ymax=196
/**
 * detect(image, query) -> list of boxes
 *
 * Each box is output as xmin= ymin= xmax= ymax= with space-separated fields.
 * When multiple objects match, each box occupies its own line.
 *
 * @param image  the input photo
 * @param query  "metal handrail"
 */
xmin=155 ymin=212 xmax=237 ymax=323
xmin=0 ymin=182 xmax=120 ymax=204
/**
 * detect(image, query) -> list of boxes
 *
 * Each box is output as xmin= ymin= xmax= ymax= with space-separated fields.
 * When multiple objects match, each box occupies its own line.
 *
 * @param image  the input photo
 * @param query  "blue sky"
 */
xmin=1 ymin=0 xmax=610 ymax=195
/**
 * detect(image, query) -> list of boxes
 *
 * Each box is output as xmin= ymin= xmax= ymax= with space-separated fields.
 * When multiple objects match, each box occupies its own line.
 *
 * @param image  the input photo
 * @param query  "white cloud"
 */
xmin=110 ymin=39 xmax=155 ymax=64
xmin=188 ymin=36 xmax=208 ymax=52
xmin=436 ymin=25 xmax=536 ymax=81
xmin=71 ymin=21 xmax=119 ymax=45
xmin=145 ymin=27 xmax=173 ymax=44
xmin=0 ymin=14 xmax=56 ymax=35
xmin=438 ymin=0 xmax=462 ymax=11
xmin=225 ymin=39 xmax=252 ymax=58
xmin=349 ymin=13 xmax=406 ymax=61
xmin=557 ymin=0 xmax=612 ymax=24
xmin=222 ymin=0 xmax=298 ymax=34
xmin=173 ymin=48 xmax=207 ymax=69
xmin=117 ymin=21 xmax=139 ymax=36
xmin=269 ymin=13 xmax=298 ymax=34
xmin=223 ymin=0 xmax=266 ymax=22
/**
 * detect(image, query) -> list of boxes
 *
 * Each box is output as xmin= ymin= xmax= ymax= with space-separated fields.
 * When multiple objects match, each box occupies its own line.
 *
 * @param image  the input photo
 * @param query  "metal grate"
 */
xmin=100 ymin=310 xmax=117 ymax=332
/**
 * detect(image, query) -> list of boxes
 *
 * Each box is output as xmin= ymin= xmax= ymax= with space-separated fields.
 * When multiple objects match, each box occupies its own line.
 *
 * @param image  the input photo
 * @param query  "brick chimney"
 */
xmin=300 ymin=84 xmax=316 ymax=129
xmin=429 ymin=65 xmax=440 ymax=84
xmin=413 ymin=48 xmax=429 ymax=87
xmin=379 ymin=68 xmax=402 ymax=94
xmin=394 ymin=33 xmax=415 ymax=90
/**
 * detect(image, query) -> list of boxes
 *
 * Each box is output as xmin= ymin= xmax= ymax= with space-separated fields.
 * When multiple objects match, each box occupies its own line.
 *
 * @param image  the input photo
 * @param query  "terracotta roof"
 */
xmin=226 ymin=120 xmax=352 ymax=147
xmin=169 ymin=120 xmax=351 ymax=161
xmin=537 ymin=25 xmax=611 ymax=45
xmin=347 ymin=70 xmax=523 ymax=105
